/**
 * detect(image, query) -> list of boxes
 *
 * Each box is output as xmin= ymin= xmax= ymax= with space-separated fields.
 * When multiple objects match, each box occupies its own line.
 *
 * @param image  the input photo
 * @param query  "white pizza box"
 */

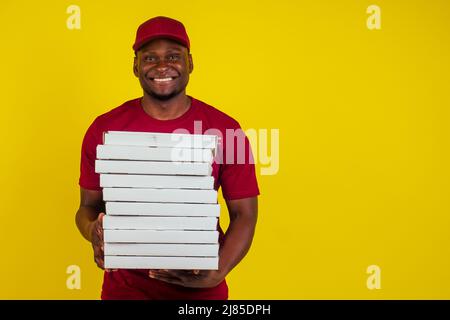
xmin=104 ymin=229 xmax=219 ymax=243
xmin=104 ymin=256 xmax=219 ymax=270
xmin=104 ymin=243 xmax=219 ymax=257
xmin=104 ymin=131 xmax=218 ymax=150
xmin=102 ymin=188 xmax=217 ymax=204
xmin=100 ymin=174 xmax=214 ymax=190
xmin=105 ymin=202 xmax=220 ymax=217
xmin=95 ymin=160 xmax=212 ymax=176
xmin=96 ymin=145 xmax=214 ymax=163
xmin=103 ymin=216 xmax=218 ymax=230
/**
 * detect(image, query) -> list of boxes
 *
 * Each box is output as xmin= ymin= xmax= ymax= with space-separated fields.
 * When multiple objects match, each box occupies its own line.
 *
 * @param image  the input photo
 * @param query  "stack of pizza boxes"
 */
xmin=95 ymin=131 xmax=220 ymax=270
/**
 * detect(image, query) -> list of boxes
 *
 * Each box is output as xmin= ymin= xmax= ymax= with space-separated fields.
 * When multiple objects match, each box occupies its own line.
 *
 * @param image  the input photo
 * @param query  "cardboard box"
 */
xmin=95 ymin=160 xmax=213 ymax=176
xmin=104 ymin=243 xmax=219 ymax=257
xmin=103 ymin=188 xmax=218 ymax=204
xmin=104 ymin=256 xmax=219 ymax=270
xmin=98 ymin=131 xmax=221 ymax=270
xmin=104 ymin=131 xmax=218 ymax=150
xmin=104 ymin=230 xmax=219 ymax=243
xmin=100 ymin=174 xmax=214 ymax=189
xmin=105 ymin=202 xmax=220 ymax=217
xmin=97 ymin=144 xmax=214 ymax=163
xmin=103 ymin=216 xmax=218 ymax=230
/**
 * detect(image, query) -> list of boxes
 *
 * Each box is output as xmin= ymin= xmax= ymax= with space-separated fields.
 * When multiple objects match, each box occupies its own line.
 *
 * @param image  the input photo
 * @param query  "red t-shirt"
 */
xmin=79 ymin=96 xmax=260 ymax=300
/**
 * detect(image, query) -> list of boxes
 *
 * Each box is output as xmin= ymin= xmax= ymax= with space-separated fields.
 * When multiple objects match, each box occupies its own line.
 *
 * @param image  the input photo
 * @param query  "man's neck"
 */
xmin=141 ymin=93 xmax=191 ymax=120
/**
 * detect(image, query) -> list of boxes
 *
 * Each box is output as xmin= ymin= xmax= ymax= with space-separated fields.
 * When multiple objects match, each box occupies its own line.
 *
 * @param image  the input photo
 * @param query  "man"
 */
xmin=76 ymin=16 xmax=259 ymax=300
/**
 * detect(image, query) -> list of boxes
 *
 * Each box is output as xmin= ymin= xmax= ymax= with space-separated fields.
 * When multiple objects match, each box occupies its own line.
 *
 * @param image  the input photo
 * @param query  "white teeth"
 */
xmin=153 ymin=77 xmax=173 ymax=82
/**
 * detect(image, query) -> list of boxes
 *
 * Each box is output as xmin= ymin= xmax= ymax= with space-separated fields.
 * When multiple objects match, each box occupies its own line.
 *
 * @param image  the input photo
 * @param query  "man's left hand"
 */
xmin=148 ymin=269 xmax=223 ymax=288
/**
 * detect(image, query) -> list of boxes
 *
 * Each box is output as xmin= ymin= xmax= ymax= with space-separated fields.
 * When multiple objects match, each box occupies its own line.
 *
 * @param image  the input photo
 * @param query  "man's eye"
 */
xmin=144 ymin=56 xmax=157 ymax=62
xmin=168 ymin=55 xmax=180 ymax=61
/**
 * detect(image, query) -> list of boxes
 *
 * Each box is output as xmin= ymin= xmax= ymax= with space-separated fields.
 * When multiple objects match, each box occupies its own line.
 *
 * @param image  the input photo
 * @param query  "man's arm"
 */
xmin=217 ymin=196 xmax=258 ymax=279
xmin=75 ymin=188 xmax=103 ymax=241
xmin=75 ymin=187 xmax=107 ymax=269
xmin=148 ymin=196 xmax=258 ymax=288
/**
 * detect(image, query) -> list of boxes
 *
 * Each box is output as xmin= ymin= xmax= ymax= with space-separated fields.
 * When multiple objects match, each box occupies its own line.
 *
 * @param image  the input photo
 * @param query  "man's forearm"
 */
xmin=75 ymin=206 xmax=99 ymax=242
xmin=217 ymin=213 xmax=257 ymax=280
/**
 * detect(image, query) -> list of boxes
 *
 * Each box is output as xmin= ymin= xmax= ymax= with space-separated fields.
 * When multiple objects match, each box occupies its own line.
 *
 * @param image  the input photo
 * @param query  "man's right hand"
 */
xmin=90 ymin=212 xmax=106 ymax=270
xmin=76 ymin=188 xmax=117 ymax=272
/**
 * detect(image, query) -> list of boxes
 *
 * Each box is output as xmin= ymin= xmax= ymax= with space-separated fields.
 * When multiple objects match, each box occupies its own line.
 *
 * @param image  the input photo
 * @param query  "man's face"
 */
xmin=134 ymin=38 xmax=193 ymax=101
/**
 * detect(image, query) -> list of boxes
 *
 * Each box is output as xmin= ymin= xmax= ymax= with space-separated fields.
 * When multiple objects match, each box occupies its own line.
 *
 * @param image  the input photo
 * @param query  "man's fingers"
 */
xmin=161 ymin=269 xmax=192 ymax=276
xmin=149 ymin=271 xmax=183 ymax=285
xmin=91 ymin=213 xmax=106 ymax=270
xmin=149 ymin=270 xmax=181 ymax=280
xmin=93 ymin=241 xmax=104 ymax=255
xmin=94 ymin=256 xmax=104 ymax=270
xmin=94 ymin=213 xmax=105 ymax=232
xmin=98 ymin=212 xmax=105 ymax=225
xmin=151 ymin=269 xmax=203 ymax=279
xmin=176 ymin=269 xmax=202 ymax=277
xmin=149 ymin=270 xmax=203 ymax=284
xmin=96 ymin=213 xmax=105 ymax=238
xmin=95 ymin=247 xmax=104 ymax=259
xmin=94 ymin=249 xmax=104 ymax=261
xmin=93 ymin=242 xmax=105 ymax=270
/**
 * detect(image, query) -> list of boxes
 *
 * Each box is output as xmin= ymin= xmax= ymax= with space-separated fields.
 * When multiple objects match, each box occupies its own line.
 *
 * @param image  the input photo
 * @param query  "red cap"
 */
xmin=133 ymin=16 xmax=190 ymax=52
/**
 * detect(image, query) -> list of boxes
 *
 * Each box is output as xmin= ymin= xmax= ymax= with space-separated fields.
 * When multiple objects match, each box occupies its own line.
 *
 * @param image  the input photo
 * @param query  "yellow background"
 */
xmin=0 ymin=0 xmax=449 ymax=299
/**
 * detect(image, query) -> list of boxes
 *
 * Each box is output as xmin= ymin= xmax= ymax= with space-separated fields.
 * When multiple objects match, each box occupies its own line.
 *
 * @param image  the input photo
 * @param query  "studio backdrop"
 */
xmin=0 ymin=0 xmax=449 ymax=299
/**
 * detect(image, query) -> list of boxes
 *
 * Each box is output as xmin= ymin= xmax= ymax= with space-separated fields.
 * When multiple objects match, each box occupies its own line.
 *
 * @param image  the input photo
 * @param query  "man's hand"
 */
xmin=89 ymin=212 xmax=117 ymax=272
xmin=76 ymin=188 xmax=117 ymax=272
xmin=146 ymin=197 xmax=258 ymax=289
xmin=148 ymin=269 xmax=223 ymax=288
xmin=90 ymin=212 xmax=106 ymax=270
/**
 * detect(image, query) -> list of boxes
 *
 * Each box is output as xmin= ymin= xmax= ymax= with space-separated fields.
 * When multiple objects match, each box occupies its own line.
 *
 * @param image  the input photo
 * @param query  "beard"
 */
xmin=140 ymin=73 xmax=188 ymax=102
xmin=146 ymin=87 xmax=182 ymax=101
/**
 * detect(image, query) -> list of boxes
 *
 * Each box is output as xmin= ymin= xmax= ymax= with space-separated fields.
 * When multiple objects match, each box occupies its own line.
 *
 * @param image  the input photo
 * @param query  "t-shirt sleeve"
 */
xmin=219 ymin=126 xmax=260 ymax=201
xmin=79 ymin=118 xmax=102 ymax=191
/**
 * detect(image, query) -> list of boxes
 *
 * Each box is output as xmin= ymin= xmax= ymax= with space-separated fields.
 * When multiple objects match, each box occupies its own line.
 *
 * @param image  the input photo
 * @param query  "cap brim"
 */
xmin=133 ymin=34 xmax=189 ymax=52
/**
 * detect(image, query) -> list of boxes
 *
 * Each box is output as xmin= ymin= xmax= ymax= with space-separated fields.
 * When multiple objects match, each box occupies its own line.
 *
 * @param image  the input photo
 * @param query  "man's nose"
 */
xmin=155 ymin=59 xmax=170 ymax=71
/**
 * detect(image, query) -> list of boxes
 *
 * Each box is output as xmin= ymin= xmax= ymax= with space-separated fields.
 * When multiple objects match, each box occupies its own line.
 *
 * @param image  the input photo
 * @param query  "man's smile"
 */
xmin=151 ymin=77 xmax=176 ymax=82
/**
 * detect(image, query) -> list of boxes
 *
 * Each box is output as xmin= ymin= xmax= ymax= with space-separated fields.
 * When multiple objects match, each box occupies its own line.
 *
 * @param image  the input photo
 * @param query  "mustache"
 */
xmin=145 ymin=68 xmax=180 ymax=79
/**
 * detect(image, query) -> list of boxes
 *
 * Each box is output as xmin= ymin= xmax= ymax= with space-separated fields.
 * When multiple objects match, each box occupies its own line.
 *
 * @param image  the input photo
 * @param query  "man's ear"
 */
xmin=133 ymin=55 xmax=138 ymax=77
xmin=188 ymin=54 xmax=194 ymax=73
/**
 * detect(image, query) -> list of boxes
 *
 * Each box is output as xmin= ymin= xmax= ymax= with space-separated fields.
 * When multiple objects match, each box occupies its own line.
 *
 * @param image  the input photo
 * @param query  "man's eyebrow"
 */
xmin=165 ymin=48 xmax=184 ymax=53
xmin=140 ymin=47 xmax=184 ymax=54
